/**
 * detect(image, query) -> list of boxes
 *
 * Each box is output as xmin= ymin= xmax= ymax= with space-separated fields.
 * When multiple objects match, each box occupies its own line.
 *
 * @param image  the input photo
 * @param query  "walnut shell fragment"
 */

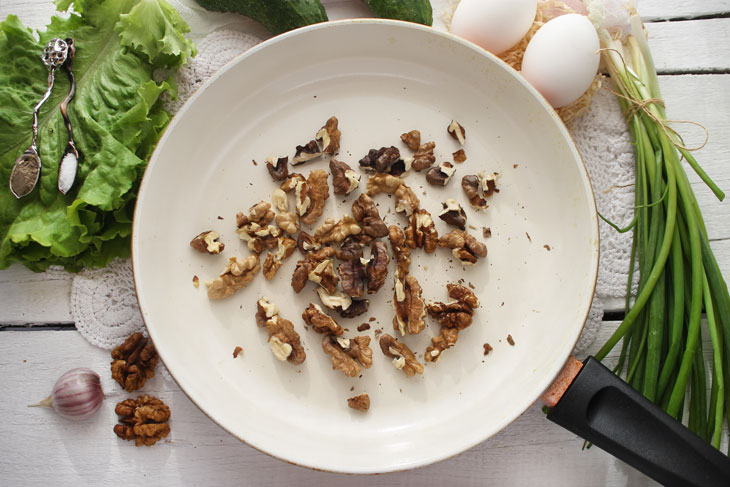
xmin=439 ymin=199 xmax=467 ymax=230
xmin=316 ymin=116 xmax=341 ymax=155
xmin=400 ymin=130 xmax=421 ymax=151
xmin=190 ymin=230 xmax=224 ymax=255
xmin=291 ymin=140 xmax=322 ymax=165
xmin=322 ymin=335 xmax=373 ymax=377
xmin=393 ymin=275 xmax=426 ymax=336
xmin=347 ymin=393 xmax=370 ymax=412
xmin=111 ymin=332 xmax=159 ymax=392
xmin=425 ymin=162 xmax=456 ymax=186
xmin=256 ymin=297 xmax=306 ymax=364
xmin=266 ymin=156 xmax=289 ymax=181
xmin=207 ymin=255 xmax=261 ymax=299
xmin=329 ymin=159 xmax=360 ymax=195
xmin=302 ymin=303 xmax=344 ymax=335
xmin=404 ymin=209 xmax=438 ymax=253
xmin=425 ymin=284 xmax=480 ymax=362
xmin=438 ymin=229 xmax=487 ymax=266
xmin=114 ymin=395 xmax=170 ymax=447
xmin=262 ymin=237 xmax=297 ymax=280
xmin=447 ymin=120 xmax=466 ymax=145
xmin=379 ymin=334 xmax=424 ymax=376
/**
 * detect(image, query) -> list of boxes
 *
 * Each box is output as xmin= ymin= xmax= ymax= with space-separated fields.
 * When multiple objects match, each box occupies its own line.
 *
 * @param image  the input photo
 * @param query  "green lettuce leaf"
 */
xmin=0 ymin=0 xmax=195 ymax=271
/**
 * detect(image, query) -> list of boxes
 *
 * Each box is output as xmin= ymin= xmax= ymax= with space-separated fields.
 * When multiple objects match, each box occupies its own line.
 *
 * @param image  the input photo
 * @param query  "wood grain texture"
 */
xmin=646 ymin=19 xmax=730 ymax=74
xmin=0 ymin=264 xmax=72 ymax=325
xmin=639 ymin=0 xmax=730 ymax=21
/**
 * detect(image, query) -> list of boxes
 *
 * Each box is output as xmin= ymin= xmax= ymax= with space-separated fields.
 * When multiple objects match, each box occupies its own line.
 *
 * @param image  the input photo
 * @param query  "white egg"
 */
xmin=450 ymin=0 xmax=538 ymax=55
xmin=521 ymin=14 xmax=600 ymax=108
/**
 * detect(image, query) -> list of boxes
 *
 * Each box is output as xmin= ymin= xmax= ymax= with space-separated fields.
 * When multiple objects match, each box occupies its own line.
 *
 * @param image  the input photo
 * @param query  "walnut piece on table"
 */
xmin=297 ymin=231 xmax=321 ymax=255
xmin=425 ymin=162 xmax=456 ymax=187
xmin=338 ymin=258 xmax=367 ymax=298
xmin=453 ymin=149 xmax=467 ymax=163
xmin=114 ymin=395 xmax=170 ymax=447
xmin=400 ymin=130 xmax=421 ymax=151
xmin=438 ymin=229 xmax=487 ymax=266
xmin=236 ymin=201 xmax=280 ymax=254
xmin=447 ymin=120 xmax=466 ymax=145
xmin=275 ymin=211 xmax=299 ymax=235
xmin=462 ymin=175 xmax=487 ymax=210
xmin=316 ymin=116 xmax=341 ymax=155
xmin=329 ymin=158 xmax=360 ymax=195
xmin=266 ymin=156 xmax=289 ymax=181
xmin=365 ymin=241 xmax=389 ymax=294
xmin=379 ymin=334 xmax=424 ymax=376
xmin=388 ymin=225 xmax=411 ymax=280
xmin=207 ymin=255 xmax=261 ymax=299
xmin=359 ymin=146 xmax=402 ymax=173
xmin=347 ymin=393 xmax=370 ymax=412
xmin=337 ymin=298 xmax=370 ymax=318
xmin=322 ymin=335 xmax=373 ymax=377
xmin=404 ymin=209 xmax=438 ymax=253
xmin=351 ymin=194 xmax=388 ymax=244
xmin=111 ymin=332 xmax=159 ymax=392
xmin=262 ymin=236 xmax=297 ymax=280
xmin=256 ymin=297 xmax=306 ymax=364
xmin=394 ymin=184 xmax=420 ymax=216
xmin=300 ymin=170 xmax=330 ymax=225
xmin=335 ymin=237 xmax=363 ymax=262
xmin=272 ymin=188 xmax=289 ymax=213
xmin=439 ymin=199 xmax=467 ymax=230
xmin=302 ymin=303 xmax=344 ymax=335
xmin=291 ymin=247 xmax=337 ymax=293
xmin=411 ymin=141 xmax=436 ymax=171
xmin=425 ymin=284 xmax=480 ymax=362
xmin=366 ymin=173 xmax=404 ymax=196
xmin=313 ymin=215 xmax=361 ymax=245
xmin=393 ymin=274 xmax=426 ymax=336
xmin=291 ymin=140 xmax=322 ymax=166
xmin=189 ymin=230 xmax=224 ymax=254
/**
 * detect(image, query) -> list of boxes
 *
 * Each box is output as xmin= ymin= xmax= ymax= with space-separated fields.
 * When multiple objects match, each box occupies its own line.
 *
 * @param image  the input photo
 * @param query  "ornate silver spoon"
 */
xmin=57 ymin=38 xmax=78 ymax=195
xmin=9 ymin=38 xmax=69 ymax=199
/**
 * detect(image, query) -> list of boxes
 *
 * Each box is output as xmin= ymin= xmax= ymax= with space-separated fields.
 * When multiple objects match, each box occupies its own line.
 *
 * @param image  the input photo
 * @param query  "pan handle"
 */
xmin=546 ymin=356 xmax=730 ymax=487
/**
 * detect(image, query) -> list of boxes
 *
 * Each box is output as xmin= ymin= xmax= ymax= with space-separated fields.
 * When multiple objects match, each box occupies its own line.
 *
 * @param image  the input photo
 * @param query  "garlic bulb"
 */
xmin=29 ymin=367 xmax=104 ymax=419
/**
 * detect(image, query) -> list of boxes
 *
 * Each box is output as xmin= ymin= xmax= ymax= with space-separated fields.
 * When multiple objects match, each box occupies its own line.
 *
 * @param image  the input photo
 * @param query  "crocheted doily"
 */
xmin=58 ymin=6 xmax=635 ymax=352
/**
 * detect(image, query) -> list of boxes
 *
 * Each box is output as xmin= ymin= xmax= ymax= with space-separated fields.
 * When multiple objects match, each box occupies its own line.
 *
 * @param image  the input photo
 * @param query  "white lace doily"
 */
xmin=54 ymin=6 xmax=635 ymax=352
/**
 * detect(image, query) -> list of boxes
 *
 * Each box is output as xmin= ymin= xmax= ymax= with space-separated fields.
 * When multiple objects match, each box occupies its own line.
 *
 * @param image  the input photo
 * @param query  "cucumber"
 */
xmin=193 ymin=0 xmax=328 ymax=35
xmin=362 ymin=0 xmax=433 ymax=26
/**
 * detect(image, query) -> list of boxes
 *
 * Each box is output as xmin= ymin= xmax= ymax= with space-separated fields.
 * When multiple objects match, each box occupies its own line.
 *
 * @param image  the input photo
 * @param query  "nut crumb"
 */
xmin=544 ymin=244 xmax=551 ymax=251
xmin=357 ymin=323 xmax=371 ymax=332
xmin=507 ymin=334 xmax=515 ymax=346
xmin=347 ymin=393 xmax=370 ymax=412
xmin=483 ymin=227 xmax=492 ymax=238
xmin=513 ymin=163 xmax=519 ymax=168
xmin=468 ymin=282 xmax=475 ymax=290
xmin=217 ymin=216 xmax=224 ymax=220
xmin=252 ymin=159 xmax=258 ymax=166
xmin=526 ymin=232 xmax=532 ymax=243
xmin=369 ymin=317 xmax=376 ymax=322
xmin=483 ymin=343 xmax=493 ymax=355
xmin=453 ymin=149 xmax=466 ymax=163
xmin=233 ymin=346 xmax=243 ymax=358
xmin=192 ymin=275 xmax=199 ymax=288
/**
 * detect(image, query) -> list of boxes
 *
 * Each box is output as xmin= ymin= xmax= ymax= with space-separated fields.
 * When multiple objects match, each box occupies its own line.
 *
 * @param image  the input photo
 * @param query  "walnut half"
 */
xmin=111 ymin=333 xmax=159 ymax=392
xmin=347 ymin=393 xmax=370 ymax=412
xmin=322 ymin=335 xmax=373 ymax=377
xmin=190 ymin=230 xmax=224 ymax=254
xmin=256 ymin=297 xmax=306 ymax=364
xmin=313 ymin=215 xmax=361 ymax=245
xmin=316 ymin=116 xmax=341 ymax=155
xmin=425 ymin=284 xmax=480 ymax=362
xmin=379 ymin=334 xmax=423 ymax=376
xmin=262 ymin=237 xmax=297 ymax=280
xmin=114 ymin=395 xmax=170 ymax=447
xmin=302 ymin=303 xmax=343 ymax=335
xmin=404 ymin=209 xmax=438 ymax=253
xmin=393 ymin=275 xmax=426 ymax=336
xmin=207 ymin=255 xmax=260 ymax=299
xmin=330 ymin=159 xmax=360 ymax=195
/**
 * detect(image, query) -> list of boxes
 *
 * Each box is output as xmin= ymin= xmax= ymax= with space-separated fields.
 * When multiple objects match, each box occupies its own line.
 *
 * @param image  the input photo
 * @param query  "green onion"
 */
xmin=593 ymin=14 xmax=730 ymax=451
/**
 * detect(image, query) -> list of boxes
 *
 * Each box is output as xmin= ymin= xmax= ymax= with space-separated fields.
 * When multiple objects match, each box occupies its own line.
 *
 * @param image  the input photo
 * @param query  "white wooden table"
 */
xmin=1 ymin=1 xmax=729 ymax=485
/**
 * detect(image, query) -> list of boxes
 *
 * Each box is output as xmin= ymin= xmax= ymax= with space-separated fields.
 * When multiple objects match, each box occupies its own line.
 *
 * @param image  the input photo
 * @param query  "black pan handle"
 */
xmin=546 ymin=356 xmax=730 ymax=487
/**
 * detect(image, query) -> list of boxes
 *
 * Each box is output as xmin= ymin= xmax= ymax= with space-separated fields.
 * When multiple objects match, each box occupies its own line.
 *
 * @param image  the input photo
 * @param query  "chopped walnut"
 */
xmin=280 ymin=172 xmax=306 ymax=193
xmin=192 ymin=275 xmax=200 ymax=288
xmin=438 ymin=230 xmax=487 ymax=265
xmin=322 ymin=335 xmax=373 ymax=377
xmin=335 ymin=238 xmax=363 ymax=262
xmin=351 ymin=194 xmax=388 ymax=244
xmin=393 ymin=275 xmax=426 ymax=336
xmin=236 ymin=200 xmax=275 ymax=227
xmin=233 ymin=346 xmax=243 ymax=358
xmin=329 ymin=159 xmax=360 ymax=195
xmin=366 ymin=173 xmax=404 ymax=196
xmin=316 ymin=116 xmax=341 ymax=155
xmin=388 ymin=225 xmax=411 ymax=279
xmin=388 ymin=156 xmax=412 ymax=177
xmin=462 ymin=175 xmax=487 ymax=210
xmin=256 ymin=297 xmax=306 ymax=364
xmin=262 ymin=237 xmax=297 ymax=280
xmin=379 ymin=334 xmax=424 ymax=376
xmin=114 ymin=395 xmax=170 ymax=447
xmin=207 ymin=255 xmax=261 ymax=299
xmin=347 ymin=393 xmax=370 ymax=412
xmin=266 ymin=156 xmax=289 ymax=181
xmin=439 ymin=199 xmax=467 ymax=230
xmin=236 ymin=201 xmax=280 ymax=253
xmin=111 ymin=333 xmax=159 ymax=392
xmin=275 ymin=212 xmax=299 ymax=235
xmin=301 ymin=170 xmax=330 ymax=225
xmin=394 ymin=184 xmax=420 ymax=216
xmin=404 ymin=209 xmax=438 ymax=253
xmin=453 ymin=149 xmax=467 ymax=163
xmin=411 ymin=141 xmax=436 ymax=171
xmin=366 ymin=241 xmax=389 ymax=294
xmin=272 ymin=188 xmax=289 ymax=213
xmin=302 ymin=303 xmax=344 ymax=335
xmin=337 ymin=298 xmax=369 ymax=318
xmin=447 ymin=120 xmax=466 ymax=145
xmin=425 ymin=161 xmax=456 ymax=186
xmin=307 ymin=258 xmax=339 ymax=294
xmin=477 ymin=171 xmax=499 ymax=197
xmin=425 ymin=284 xmax=480 ymax=362
xmin=190 ymin=230 xmax=224 ymax=255
xmin=313 ymin=215 xmax=361 ymax=245
xmin=359 ymin=146 xmax=401 ymax=173
xmin=400 ymin=130 xmax=421 ymax=151
xmin=291 ymin=140 xmax=322 ymax=165
xmin=339 ymin=259 xmax=367 ymax=298
xmin=317 ymin=287 xmax=353 ymax=311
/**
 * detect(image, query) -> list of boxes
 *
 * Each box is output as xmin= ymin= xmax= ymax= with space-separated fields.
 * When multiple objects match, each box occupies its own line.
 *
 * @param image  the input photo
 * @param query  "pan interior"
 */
xmin=133 ymin=20 xmax=599 ymax=473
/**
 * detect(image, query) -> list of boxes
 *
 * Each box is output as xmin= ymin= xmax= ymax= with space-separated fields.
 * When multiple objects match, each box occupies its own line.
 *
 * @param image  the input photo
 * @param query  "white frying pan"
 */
xmin=132 ymin=20 xmax=730 ymax=483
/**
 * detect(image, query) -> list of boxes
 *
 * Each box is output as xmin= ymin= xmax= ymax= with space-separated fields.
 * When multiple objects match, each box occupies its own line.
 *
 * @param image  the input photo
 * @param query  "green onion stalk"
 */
xmin=593 ymin=14 xmax=730 ymax=450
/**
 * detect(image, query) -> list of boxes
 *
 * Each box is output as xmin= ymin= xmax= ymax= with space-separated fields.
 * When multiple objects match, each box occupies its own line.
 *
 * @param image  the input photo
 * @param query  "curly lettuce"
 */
xmin=0 ymin=0 xmax=195 ymax=271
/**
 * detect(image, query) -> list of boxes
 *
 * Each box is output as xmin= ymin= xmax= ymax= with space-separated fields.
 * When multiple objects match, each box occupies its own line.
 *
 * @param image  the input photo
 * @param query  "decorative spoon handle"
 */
xmin=58 ymin=38 xmax=79 ymax=195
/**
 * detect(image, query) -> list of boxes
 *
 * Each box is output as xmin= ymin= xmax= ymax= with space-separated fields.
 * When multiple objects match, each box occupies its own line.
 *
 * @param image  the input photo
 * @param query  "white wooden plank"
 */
xmin=646 ymin=19 xmax=730 ymax=73
xmin=0 ymin=326 xmax=672 ymax=487
xmin=0 ymin=264 xmax=72 ymax=325
xmin=639 ymin=0 xmax=730 ymax=22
